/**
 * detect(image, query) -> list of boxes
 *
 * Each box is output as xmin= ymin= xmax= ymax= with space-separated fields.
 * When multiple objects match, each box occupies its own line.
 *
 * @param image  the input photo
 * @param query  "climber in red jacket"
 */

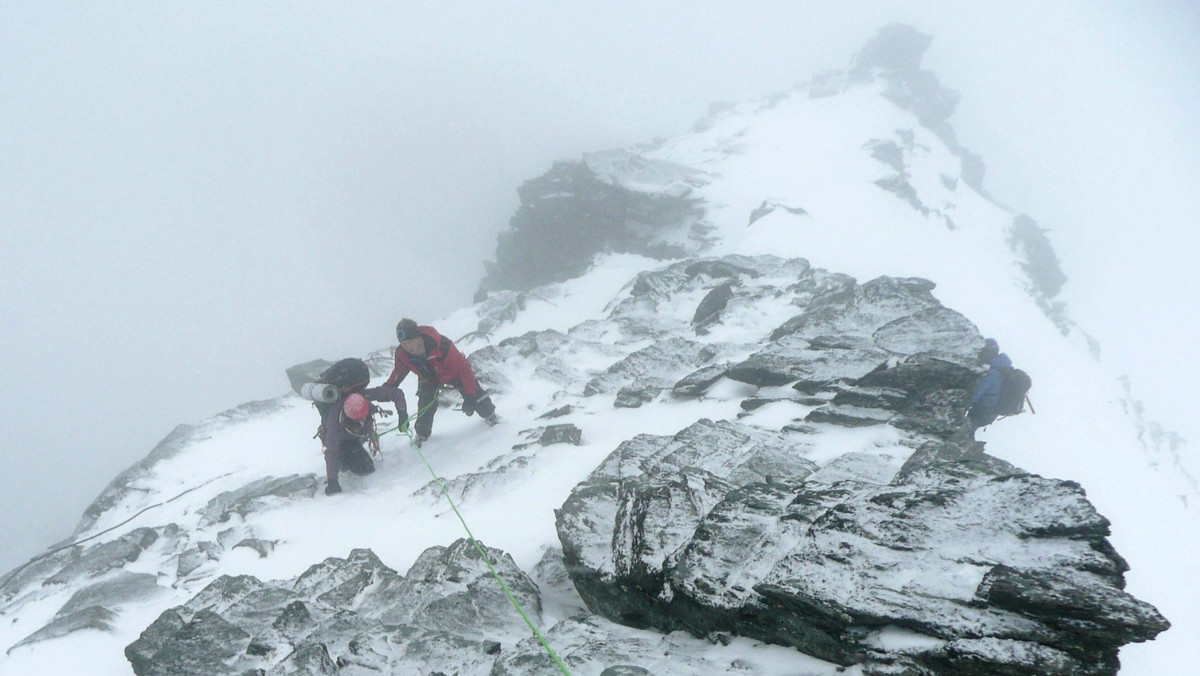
xmin=385 ymin=318 xmax=497 ymax=446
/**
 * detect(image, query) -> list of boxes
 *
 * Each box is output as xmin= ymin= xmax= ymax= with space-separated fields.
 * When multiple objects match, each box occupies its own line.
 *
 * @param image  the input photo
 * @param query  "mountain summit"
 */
xmin=1 ymin=25 xmax=1192 ymax=676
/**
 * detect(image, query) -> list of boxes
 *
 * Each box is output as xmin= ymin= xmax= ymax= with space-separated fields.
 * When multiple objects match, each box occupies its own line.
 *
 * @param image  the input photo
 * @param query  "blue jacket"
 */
xmin=971 ymin=353 xmax=1012 ymax=408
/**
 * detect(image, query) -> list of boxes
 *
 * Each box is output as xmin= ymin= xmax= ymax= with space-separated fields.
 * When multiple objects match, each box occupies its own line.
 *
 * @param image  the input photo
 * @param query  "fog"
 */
xmin=2 ymin=2 xmax=1197 ymax=574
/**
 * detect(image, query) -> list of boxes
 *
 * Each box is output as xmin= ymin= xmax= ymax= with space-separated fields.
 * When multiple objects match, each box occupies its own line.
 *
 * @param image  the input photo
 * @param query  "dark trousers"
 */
xmin=415 ymin=379 xmax=496 ymax=438
xmin=968 ymin=405 xmax=999 ymax=430
xmin=333 ymin=440 xmax=375 ymax=476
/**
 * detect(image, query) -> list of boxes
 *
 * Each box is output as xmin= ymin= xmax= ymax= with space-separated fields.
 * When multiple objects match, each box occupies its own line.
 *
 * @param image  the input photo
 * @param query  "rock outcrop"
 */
xmin=553 ymin=256 xmax=1168 ymax=675
xmin=125 ymin=541 xmax=540 ymax=676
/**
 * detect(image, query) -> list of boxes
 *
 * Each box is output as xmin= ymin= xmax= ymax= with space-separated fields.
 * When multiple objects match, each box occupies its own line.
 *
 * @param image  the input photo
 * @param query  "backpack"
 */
xmin=319 ymin=358 xmax=370 ymax=391
xmin=997 ymin=367 xmax=1032 ymax=416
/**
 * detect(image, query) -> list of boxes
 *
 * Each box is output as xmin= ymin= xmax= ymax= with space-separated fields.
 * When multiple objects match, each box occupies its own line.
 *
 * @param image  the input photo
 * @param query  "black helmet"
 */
xmin=395 ymin=318 xmax=419 ymax=342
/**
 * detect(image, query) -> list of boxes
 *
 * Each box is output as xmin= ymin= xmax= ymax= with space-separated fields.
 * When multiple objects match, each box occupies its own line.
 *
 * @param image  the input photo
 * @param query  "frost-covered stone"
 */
xmin=199 ymin=475 xmax=319 ymax=526
xmin=558 ymin=424 xmax=1169 ymax=674
xmin=125 ymin=541 xmax=542 ymax=676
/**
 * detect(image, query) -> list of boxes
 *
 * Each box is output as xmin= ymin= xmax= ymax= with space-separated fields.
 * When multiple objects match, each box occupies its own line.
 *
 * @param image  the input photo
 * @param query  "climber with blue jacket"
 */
xmin=967 ymin=338 xmax=1012 ymax=430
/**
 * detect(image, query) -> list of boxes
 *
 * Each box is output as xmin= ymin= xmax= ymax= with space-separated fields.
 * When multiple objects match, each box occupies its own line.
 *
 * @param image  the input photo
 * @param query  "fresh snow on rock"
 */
xmin=1 ymin=24 xmax=1194 ymax=676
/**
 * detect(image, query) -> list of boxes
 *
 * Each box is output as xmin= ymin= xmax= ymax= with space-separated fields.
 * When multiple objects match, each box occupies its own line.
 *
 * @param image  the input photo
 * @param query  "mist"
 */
xmin=2 ymin=1 xmax=1197 ymax=574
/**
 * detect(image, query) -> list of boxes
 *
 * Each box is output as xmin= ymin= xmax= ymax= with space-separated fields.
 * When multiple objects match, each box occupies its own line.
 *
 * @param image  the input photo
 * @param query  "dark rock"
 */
xmin=539 ymin=424 xmax=583 ymax=446
xmin=285 ymin=359 xmax=333 ymax=394
xmin=126 ymin=541 xmax=541 ymax=675
xmin=538 ymin=405 xmax=575 ymax=419
xmin=614 ymin=383 xmax=665 ymax=408
xmin=200 ymin=475 xmax=320 ymax=526
xmin=126 ymin=609 xmax=251 ymax=676
xmin=671 ymin=363 xmax=730 ymax=397
xmin=683 ymin=257 xmax=765 ymax=281
xmin=977 ymin=565 xmax=1170 ymax=646
xmin=556 ymin=420 xmax=819 ymax=631
xmin=728 ymin=336 xmax=889 ymax=389
xmin=851 ymin=23 xmax=933 ymax=74
xmin=1008 ymin=214 xmax=1068 ymax=301
xmin=691 ymin=282 xmax=735 ymax=334
xmin=476 ymin=159 xmax=702 ymax=298
xmin=558 ymin=401 xmax=1167 ymax=674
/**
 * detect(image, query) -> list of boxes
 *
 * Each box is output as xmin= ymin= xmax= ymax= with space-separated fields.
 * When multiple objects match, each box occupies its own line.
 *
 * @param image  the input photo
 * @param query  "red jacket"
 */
xmin=384 ymin=325 xmax=480 ymax=395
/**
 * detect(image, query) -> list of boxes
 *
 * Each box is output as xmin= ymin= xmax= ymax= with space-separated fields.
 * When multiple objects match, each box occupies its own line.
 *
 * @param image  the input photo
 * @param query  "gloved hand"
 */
xmin=325 ymin=480 xmax=342 ymax=496
xmin=461 ymin=397 xmax=476 ymax=417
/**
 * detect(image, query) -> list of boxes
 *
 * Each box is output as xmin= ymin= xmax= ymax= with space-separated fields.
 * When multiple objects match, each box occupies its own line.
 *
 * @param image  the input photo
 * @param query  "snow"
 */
xmin=3 ymin=70 xmax=1197 ymax=676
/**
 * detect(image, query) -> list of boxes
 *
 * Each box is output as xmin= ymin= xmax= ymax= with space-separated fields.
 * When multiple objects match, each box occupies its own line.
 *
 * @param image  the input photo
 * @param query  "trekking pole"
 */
xmin=1026 ymin=395 xmax=1036 ymax=414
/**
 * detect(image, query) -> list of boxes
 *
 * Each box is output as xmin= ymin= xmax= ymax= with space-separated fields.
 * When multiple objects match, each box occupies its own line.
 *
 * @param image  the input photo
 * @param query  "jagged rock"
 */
xmin=200 ymin=475 xmax=319 ymax=526
xmin=671 ymin=363 xmax=730 ymax=398
xmin=728 ymin=335 xmax=890 ymax=389
xmin=285 ymin=359 xmax=333 ymax=394
xmin=537 ymin=424 xmax=583 ymax=446
xmin=556 ymin=420 xmax=820 ymax=629
xmin=538 ymin=405 xmax=574 ymax=419
xmin=691 ymin=282 xmax=735 ymax=334
xmin=476 ymin=159 xmax=701 ymax=298
xmin=125 ymin=541 xmax=541 ymax=676
xmin=769 ymin=276 xmax=941 ymax=343
xmin=614 ymin=382 xmax=667 ymax=408
xmin=176 ymin=541 xmax=221 ymax=578
xmin=585 ymin=337 xmax=710 ymax=396
xmin=558 ymin=416 xmax=1168 ymax=674
xmin=44 ymin=528 xmax=160 ymax=587
xmin=1008 ymin=214 xmax=1068 ymax=301
xmin=730 ymin=276 xmax=978 ymax=392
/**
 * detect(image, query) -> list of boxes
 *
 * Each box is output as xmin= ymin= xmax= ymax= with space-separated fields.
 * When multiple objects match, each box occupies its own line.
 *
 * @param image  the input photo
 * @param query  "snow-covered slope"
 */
xmin=2 ymin=24 xmax=1195 ymax=675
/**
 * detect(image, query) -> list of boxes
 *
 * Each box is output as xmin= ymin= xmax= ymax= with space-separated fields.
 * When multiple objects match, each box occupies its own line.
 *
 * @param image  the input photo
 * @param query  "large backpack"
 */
xmin=318 ymin=358 xmax=370 ymax=391
xmin=997 ymin=367 xmax=1032 ymax=416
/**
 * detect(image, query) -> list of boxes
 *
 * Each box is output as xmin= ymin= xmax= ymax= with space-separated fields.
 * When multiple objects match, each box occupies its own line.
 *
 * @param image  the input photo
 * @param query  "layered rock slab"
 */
xmin=557 ymin=430 xmax=1169 ymax=675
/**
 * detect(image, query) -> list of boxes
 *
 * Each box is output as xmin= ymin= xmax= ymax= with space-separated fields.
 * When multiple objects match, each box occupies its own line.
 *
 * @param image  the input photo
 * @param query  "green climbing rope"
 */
xmin=383 ymin=401 xmax=573 ymax=675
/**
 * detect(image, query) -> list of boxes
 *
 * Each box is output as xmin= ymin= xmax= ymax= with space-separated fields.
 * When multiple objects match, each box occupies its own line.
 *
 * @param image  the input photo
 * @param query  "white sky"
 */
xmin=2 ymin=1 xmax=1197 ymax=574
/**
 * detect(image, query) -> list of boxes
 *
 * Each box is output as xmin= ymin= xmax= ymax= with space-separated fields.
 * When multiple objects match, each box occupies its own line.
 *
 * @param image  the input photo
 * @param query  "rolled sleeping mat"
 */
xmin=299 ymin=382 xmax=340 ymax=403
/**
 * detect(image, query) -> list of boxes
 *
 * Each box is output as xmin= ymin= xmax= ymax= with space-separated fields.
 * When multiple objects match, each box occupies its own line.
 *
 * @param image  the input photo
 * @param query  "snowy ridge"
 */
xmin=2 ymin=25 xmax=1197 ymax=676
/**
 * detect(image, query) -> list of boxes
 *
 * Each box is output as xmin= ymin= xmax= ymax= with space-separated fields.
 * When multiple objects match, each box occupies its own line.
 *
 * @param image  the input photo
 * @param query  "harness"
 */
xmin=313 ymin=405 xmax=382 ymax=457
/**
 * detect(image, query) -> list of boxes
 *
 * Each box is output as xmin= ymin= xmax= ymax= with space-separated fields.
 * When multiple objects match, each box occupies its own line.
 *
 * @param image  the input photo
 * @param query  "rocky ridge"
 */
xmin=0 ymin=24 xmax=1176 ymax=676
